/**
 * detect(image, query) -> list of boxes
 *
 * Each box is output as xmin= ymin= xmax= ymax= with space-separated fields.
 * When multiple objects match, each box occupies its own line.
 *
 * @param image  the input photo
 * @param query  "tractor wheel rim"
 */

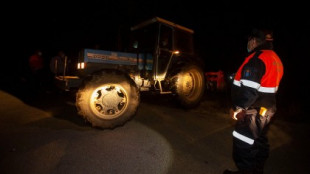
xmin=183 ymin=72 xmax=195 ymax=96
xmin=181 ymin=68 xmax=203 ymax=100
xmin=90 ymin=84 xmax=128 ymax=119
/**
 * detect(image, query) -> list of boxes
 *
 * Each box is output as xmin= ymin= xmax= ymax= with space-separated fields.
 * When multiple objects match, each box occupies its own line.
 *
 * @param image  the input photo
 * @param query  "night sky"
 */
xmin=3 ymin=0 xmax=310 ymax=117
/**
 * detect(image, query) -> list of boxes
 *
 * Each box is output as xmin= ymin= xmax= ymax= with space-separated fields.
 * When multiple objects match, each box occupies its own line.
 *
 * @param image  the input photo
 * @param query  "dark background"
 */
xmin=2 ymin=0 xmax=309 ymax=119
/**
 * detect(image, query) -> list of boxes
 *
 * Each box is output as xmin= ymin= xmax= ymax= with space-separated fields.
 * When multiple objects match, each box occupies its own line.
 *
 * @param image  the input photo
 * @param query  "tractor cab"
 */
xmin=130 ymin=17 xmax=195 ymax=81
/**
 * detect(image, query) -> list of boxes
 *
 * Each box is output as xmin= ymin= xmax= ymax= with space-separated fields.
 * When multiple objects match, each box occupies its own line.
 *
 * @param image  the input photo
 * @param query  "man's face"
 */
xmin=247 ymin=38 xmax=257 ymax=53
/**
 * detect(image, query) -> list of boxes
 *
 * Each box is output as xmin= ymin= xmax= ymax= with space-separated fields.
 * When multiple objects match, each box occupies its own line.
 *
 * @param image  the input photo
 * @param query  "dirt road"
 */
xmin=0 ymin=89 xmax=309 ymax=174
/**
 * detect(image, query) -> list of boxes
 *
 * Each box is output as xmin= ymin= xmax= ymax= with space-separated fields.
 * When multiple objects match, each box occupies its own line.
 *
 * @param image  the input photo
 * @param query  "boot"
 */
xmin=223 ymin=170 xmax=242 ymax=174
xmin=223 ymin=169 xmax=253 ymax=174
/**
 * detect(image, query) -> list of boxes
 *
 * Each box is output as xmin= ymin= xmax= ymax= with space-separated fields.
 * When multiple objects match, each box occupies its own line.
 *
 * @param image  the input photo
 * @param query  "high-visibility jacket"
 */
xmin=231 ymin=49 xmax=284 ymax=110
xmin=29 ymin=54 xmax=44 ymax=72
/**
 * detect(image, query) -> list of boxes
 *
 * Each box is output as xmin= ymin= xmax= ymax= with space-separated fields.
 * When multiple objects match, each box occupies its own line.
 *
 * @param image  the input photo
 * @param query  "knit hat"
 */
xmin=248 ymin=28 xmax=273 ymax=42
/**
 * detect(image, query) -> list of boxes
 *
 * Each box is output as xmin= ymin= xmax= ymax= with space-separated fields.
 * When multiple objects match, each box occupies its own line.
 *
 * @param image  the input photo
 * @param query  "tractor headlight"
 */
xmin=77 ymin=62 xmax=85 ymax=69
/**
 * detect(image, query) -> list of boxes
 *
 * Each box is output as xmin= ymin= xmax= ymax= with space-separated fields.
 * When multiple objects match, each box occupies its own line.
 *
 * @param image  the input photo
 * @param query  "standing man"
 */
xmin=50 ymin=50 xmax=67 ymax=76
xmin=29 ymin=49 xmax=44 ymax=75
xmin=28 ymin=49 xmax=45 ymax=89
xmin=224 ymin=29 xmax=284 ymax=174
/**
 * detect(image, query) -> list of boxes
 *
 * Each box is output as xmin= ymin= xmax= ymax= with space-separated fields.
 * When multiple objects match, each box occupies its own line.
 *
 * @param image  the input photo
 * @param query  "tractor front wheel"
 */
xmin=76 ymin=71 xmax=140 ymax=129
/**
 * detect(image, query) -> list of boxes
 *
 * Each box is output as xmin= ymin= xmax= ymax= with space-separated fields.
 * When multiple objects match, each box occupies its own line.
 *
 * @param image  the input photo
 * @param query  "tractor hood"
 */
xmin=79 ymin=49 xmax=153 ymax=70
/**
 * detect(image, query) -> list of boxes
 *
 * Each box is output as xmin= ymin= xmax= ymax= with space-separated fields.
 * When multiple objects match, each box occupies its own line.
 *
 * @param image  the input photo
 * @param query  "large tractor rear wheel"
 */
xmin=76 ymin=70 xmax=140 ymax=129
xmin=171 ymin=64 xmax=205 ymax=108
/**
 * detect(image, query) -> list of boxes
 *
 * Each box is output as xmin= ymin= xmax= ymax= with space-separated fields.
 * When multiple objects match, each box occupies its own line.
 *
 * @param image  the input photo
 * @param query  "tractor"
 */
xmin=55 ymin=17 xmax=205 ymax=129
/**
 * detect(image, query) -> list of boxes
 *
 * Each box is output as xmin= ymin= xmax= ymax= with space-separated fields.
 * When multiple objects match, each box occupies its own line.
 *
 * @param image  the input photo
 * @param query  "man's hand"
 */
xmin=229 ymin=108 xmax=245 ymax=120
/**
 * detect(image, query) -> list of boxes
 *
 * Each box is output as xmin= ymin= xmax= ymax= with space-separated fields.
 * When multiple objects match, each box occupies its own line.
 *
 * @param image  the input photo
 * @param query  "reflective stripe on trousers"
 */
xmin=233 ymin=130 xmax=254 ymax=145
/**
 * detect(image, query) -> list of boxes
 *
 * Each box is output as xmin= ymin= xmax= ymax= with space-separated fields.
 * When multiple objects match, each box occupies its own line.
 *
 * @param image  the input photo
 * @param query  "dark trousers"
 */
xmin=232 ymin=108 xmax=275 ymax=173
